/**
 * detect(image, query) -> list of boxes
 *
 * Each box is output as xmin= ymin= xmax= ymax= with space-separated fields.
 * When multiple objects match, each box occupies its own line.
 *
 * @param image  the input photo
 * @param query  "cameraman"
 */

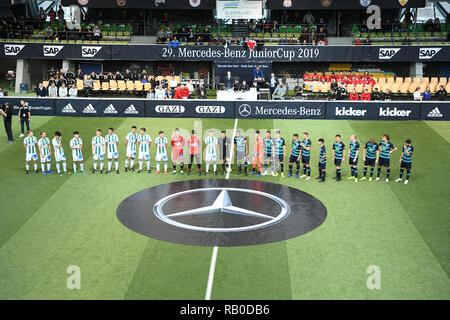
xmin=0 ymin=102 xmax=13 ymax=143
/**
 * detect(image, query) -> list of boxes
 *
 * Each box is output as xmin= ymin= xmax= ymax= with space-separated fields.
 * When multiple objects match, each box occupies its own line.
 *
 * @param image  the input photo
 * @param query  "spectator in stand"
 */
xmin=48 ymin=82 xmax=58 ymax=98
xmin=330 ymin=78 xmax=338 ymax=92
xmin=288 ymin=37 xmax=296 ymax=45
xmin=353 ymin=37 xmax=362 ymax=45
xmin=93 ymin=25 xmax=101 ymax=41
xmin=169 ymin=76 xmax=178 ymax=91
xmin=239 ymin=81 xmax=249 ymax=91
xmin=115 ymin=71 xmax=123 ymax=81
xmin=57 ymin=6 xmax=65 ymax=22
xmin=146 ymin=88 xmax=155 ymax=99
xmin=328 ymin=89 xmax=337 ymax=101
xmin=155 ymin=85 xmax=166 ymax=99
xmin=232 ymin=79 xmax=240 ymax=92
xmin=436 ymin=85 xmax=447 ymax=101
xmin=162 ymin=12 xmax=170 ymax=23
xmin=349 ymin=89 xmax=359 ymax=101
xmin=132 ymin=70 xmax=140 ymax=81
xmin=413 ymin=87 xmax=422 ymax=101
xmin=278 ymin=35 xmax=287 ymax=45
xmin=253 ymin=65 xmax=264 ymax=80
xmin=303 ymin=11 xmax=315 ymax=25
xmin=360 ymin=89 xmax=371 ymax=101
xmin=404 ymin=9 xmax=413 ymax=24
xmin=57 ymin=75 xmax=67 ymax=88
xmin=83 ymin=75 xmax=94 ymax=96
xmin=224 ymin=71 xmax=234 ymax=90
xmin=58 ymin=83 xmax=68 ymax=97
xmin=124 ymin=69 xmax=132 ymax=81
xmin=169 ymin=36 xmax=180 ymax=48
xmin=141 ymin=74 xmax=149 ymax=83
xmin=187 ymin=80 xmax=194 ymax=98
xmin=69 ymin=84 xmax=78 ymax=98
xmin=292 ymin=12 xmax=301 ymax=24
xmin=48 ymin=8 xmax=56 ymax=23
xmin=422 ymin=86 xmax=432 ymax=100
xmin=44 ymin=26 xmax=54 ymax=40
xmin=174 ymin=84 xmax=190 ymax=99
xmin=294 ymin=83 xmax=303 ymax=97
xmin=166 ymin=26 xmax=173 ymax=40
xmin=36 ymin=83 xmax=47 ymax=97
xmin=402 ymin=35 xmax=412 ymax=45
xmin=272 ymin=81 xmax=287 ymax=100
xmin=280 ymin=11 xmax=289 ymax=25
xmin=198 ymin=90 xmax=207 ymax=99
xmin=268 ymin=72 xmax=279 ymax=96
xmin=196 ymin=83 xmax=206 ymax=97
xmin=337 ymin=83 xmax=347 ymax=100
xmin=38 ymin=8 xmax=46 ymax=26
xmin=383 ymin=89 xmax=392 ymax=101
xmin=424 ymin=19 xmax=434 ymax=32
xmin=48 ymin=76 xmax=57 ymax=87
xmin=363 ymin=37 xmax=371 ymax=45
xmin=371 ymin=87 xmax=381 ymax=100
xmin=157 ymin=28 xmax=166 ymax=43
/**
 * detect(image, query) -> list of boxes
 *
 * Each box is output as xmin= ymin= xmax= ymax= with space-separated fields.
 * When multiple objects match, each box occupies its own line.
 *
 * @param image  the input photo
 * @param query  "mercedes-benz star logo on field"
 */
xmin=117 ymin=180 xmax=327 ymax=246
xmin=239 ymin=104 xmax=251 ymax=117
xmin=154 ymin=188 xmax=290 ymax=232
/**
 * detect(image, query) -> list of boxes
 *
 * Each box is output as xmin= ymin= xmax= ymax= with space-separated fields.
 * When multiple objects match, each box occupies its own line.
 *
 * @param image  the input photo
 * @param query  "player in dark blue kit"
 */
xmin=288 ymin=134 xmax=301 ymax=178
xmin=395 ymin=139 xmax=414 ymax=184
xmin=272 ymin=130 xmax=286 ymax=177
xmin=332 ymin=134 xmax=345 ymax=181
xmin=300 ymin=132 xmax=312 ymax=180
xmin=317 ymin=138 xmax=326 ymax=182
xmin=376 ymin=134 xmax=397 ymax=182
xmin=347 ymin=134 xmax=360 ymax=182
xmin=361 ymin=138 xmax=379 ymax=182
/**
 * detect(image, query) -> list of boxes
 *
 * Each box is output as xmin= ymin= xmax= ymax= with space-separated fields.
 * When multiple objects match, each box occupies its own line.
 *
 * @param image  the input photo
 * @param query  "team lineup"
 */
xmin=23 ymin=125 xmax=414 ymax=184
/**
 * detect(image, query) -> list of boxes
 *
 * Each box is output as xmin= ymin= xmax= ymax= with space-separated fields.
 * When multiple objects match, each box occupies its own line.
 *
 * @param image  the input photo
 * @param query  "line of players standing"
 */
xmin=22 ymin=127 xmax=414 ymax=184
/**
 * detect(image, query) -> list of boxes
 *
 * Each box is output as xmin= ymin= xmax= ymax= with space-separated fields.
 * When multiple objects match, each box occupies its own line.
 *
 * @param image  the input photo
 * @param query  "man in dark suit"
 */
xmin=267 ymin=73 xmax=279 ymax=96
xmin=224 ymin=71 xmax=234 ymax=90
xmin=239 ymin=81 xmax=249 ymax=91
xmin=35 ymin=83 xmax=48 ymax=97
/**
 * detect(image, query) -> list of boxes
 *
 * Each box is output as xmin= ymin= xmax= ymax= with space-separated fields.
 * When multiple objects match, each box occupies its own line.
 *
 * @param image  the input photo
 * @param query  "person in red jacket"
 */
xmin=349 ymin=89 xmax=359 ymax=101
xmin=360 ymin=89 xmax=371 ymax=101
xmin=173 ymin=84 xmax=190 ymax=99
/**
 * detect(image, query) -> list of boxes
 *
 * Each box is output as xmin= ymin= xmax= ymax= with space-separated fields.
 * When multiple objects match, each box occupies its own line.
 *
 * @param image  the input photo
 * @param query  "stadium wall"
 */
xmin=1 ymin=97 xmax=448 ymax=121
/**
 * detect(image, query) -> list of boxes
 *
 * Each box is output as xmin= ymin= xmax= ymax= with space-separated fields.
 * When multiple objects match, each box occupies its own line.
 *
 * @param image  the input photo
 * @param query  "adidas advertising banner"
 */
xmin=0 ymin=97 xmax=55 ymax=116
xmin=327 ymin=102 xmax=421 ymax=120
xmin=420 ymin=103 xmax=450 ymax=121
xmin=235 ymin=101 xmax=326 ymax=119
xmin=55 ymin=99 xmax=144 ymax=117
xmin=145 ymin=100 xmax=235 ymax=118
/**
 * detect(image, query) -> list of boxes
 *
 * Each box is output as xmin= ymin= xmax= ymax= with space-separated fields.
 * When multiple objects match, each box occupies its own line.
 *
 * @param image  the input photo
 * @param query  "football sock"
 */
xmin=303 ymin=166 xmax=306 ymax=175
xmin=156 ymin=163 xmax=160 ymax=171
xmin=47 ymin=163 xmax=51 ymax=171
xmin=363 ymin=167 xmax=367 ymax=177
xmin=130 ymin=159 xmax=134 ymax=168
xmin=351 ymin=167 xmax=354 ymax=176
xmin=222 ymin=163 xmax=226 ymax=171
xmin=188 ymin=163 xmax=192 ymax=170
xmin=139 ymin=160 xmax=143 ymax=170
xmin=213 ymin=164 xmax=217 ymax=172
xmin=322 ymin=171 xmax=326 ymax=180
xmin=146 ymin=160 xmax=150 ymax=170
xmin=197 ymin=164 xmax=201 ymax=171
xmin=108 ymin=161 xmax=112 ymax=171
xmin=26 ymin=164 xmax=29 ymax=170
xmin=73 ymin=163 xmax=77 ymax=172
xmin=386 ymin=169 xmax=390 ymax=178
xmin=62 ymin=162 xmax=67 ymax=172
xmin=280 ymin=163 xmax=284 ymax=172
xmin=406 ymin=169 xmax=410 ymax=179
xmin=337 ymin=169 xmax=341 ymax=178
xmin=399 ymin=168 xmax=404 ymax=179
xmin=206 ymin=163 xmax=209 ymax=172
xmin=100 ymin=162 xmax=104 ymax=171
xmin=370 ymin=167 xmax=374 ymax=177
xmin=264 ymin=163 xmax=268 ymax=169
xmin=56 ymin=162 xmax=61 ymax=173
xmin=125 ymin=159 xmax=129 ymax=168
xmin=80 ymin=163 xmax=84 ymax=170
xmin=238 ymin=164 xmax=242 ymax=172
xmin=173 ymin=163 xmax=177 ymax=170
xmin=164 ymin=162 xmax=168 ymax=171
xmin=115 ymin=161 xmax=119 ymax=171
xmin=289 ymin=165 xmax=293 ymax=174
xmin=296 ymin=165 xmax=300 ymax=174
xmin=354 ymin=168 xmax=358 ymax=179
xmin=180 ymin=163 xmax=184 ymax=170
xmin=307 ymin=167 xmax=311 ymax=176
xmin=41 ymin=163 xmax=45 ymax=172
xmin=94 ymin=162 xmax=97 ymax=170
xmin=34 ymin=163 xmax=37 ymax=171
xmin=377 ymin=167 xmax=381 ymax=177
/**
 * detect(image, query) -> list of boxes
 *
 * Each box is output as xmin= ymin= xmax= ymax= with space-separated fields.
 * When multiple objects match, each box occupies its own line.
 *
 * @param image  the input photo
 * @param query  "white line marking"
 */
xmin=205 ymin=118 xmax=238 ymax=300
xmin=205 ymin=245 xmax=218 ymax=300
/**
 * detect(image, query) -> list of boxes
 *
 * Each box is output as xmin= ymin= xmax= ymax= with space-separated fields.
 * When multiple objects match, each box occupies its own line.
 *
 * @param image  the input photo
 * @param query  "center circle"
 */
xmin=116 ymin=179 xmax=327 ymax=246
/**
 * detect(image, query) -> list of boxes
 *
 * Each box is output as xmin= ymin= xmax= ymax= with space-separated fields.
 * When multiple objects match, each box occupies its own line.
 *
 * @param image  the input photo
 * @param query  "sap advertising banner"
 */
xmin=327 ymin=102 xmax=421 ymax=120
xmin=0 ymin=97 xmax=55 ymax=116
xmin=2 ymin=43 xmax=111 ymax=59
xmin=420 ymin=103 xmax=450 ymax=121
xmin=216 ymin=0 xmax=263 ymax=19
xmin=145 ymin=100 xmax=234 ymax=118
xmin=235 ymin=101 xmax=326 ymax=119
xmin=55 ymin=98 xmax=144 ymax=117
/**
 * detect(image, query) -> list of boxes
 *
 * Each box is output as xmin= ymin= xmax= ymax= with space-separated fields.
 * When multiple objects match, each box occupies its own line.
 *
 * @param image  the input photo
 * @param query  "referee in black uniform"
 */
xmin=0 ymin=102 xmax=13 ymax=143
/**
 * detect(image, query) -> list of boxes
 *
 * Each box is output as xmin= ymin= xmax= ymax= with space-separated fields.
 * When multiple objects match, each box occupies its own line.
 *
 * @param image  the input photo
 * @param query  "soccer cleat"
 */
xmin=336 ymin=177 xmax=341 ymax=182
xmin=333 ymin=176 xmax=338 ymax=180
xmin=34 ymin=170 xmax=38 ymax=174
xmin=385 ymin=178 xmax=389 ymax=182
xmin=26 ymin=170 xmax=29 ymax=175
xmin=197 ymin=171 xmax=202 ymax=176
xmin=249 ymin=171 xmax=256 ymax=175
xmin=42 ymin=171 xmax=46 ymax=175
xmin=244 ymin=172 xmax=248 ymax=176
xmin=155 ymin=171 xmax=160 ymax=175
xmin=130 ymin=168 xmax=135 ymax=172
xmin=204 ymin=171 xmax=209 ymax=175
xmin=287 ymin=174 xmax=293 ymax=178
xmin=124 ymin=167 xmax=128 ymax=172
xmin=106 ymin=170 xmax=110 ymax=174
xmin=301 ymin=174 xmax=306 ymax=178
xmin=256 ymin=173 xmax=261 ymax=177
xmin=315 ymin=176 xmax=321 ymax=179
xmin=368 ymin=177 xmax=372 ymax=182
xmin=47 ymin=170 xmax=54 ymax=174
xmin=187 ymin=171 xmax=191 ymax=176
xmin=281 ymin=172 xmax=284 ymax=178
xmin=347 ymin=176 xmax=354 ymax=180
xmin=116 ymin=170 xmax=119 ymax=174
xmin=375 ymin=177 xmax=380 ymax=181
xmin=81 ymin=170 xmax=86 ymax=174
xmin=237 ymin=171 xmax=242 ymax=175
xmin=58 ymin=172 xmax=62 ymax=176
xmin=295 ymin=174 xmax=299 ymax=178
xmin=306 ymin=176 xmax=311 ymax=181
xmin=214 ymin=171 xmax=218 ymax=175
xmin=180 ymin=170 xmax=184 ymax=175
xmin=395 ymin=178 xmax=402 ymax=182
xmin=99 ymin=170 xmax=103 ymax=174
xmin=93 ymin=169 xmax=97 ymax=174
xmin=164 ymin=171 xmax=168 ymax=175
xmin=262 ymin=170 xmax=268 ymax=176
xmin=74 ymin=171 xmax=78 ymax=175
xmin=172 ymin=170 xmax=177 ymax=175
xmin=137 ymin=170 xmax=142 ymax=173
xmin=272 ymin=172 xmax=278 ymax=177
xmin=148 ymin=170 xmax=151 ymax=174
xmin=404 ymin=180 xmax=409 ymax=184
xmin=355 ymin=178 xmax=358 ymax=183
xmin=318 ymin=179 xmax=325 ymax=183
xmin=361 ymin=177 xmax=366 ymax=181
xmin=19 ymin=134 xmax=24 ymax=137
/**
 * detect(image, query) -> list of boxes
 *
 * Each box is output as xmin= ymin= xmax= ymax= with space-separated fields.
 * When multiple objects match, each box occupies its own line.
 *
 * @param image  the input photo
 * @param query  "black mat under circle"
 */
xmin=116 ymin=179 xmax=327 ymax=247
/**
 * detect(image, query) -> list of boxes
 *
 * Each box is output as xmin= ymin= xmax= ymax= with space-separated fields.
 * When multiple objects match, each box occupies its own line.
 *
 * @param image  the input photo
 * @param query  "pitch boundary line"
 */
xmin=205 ymin=118 xmax=239 ymax=300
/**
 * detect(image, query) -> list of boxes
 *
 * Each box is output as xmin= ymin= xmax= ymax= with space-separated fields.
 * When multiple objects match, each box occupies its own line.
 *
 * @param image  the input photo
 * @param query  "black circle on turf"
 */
xmin=116 ymin=179 xmax=327 ymax=247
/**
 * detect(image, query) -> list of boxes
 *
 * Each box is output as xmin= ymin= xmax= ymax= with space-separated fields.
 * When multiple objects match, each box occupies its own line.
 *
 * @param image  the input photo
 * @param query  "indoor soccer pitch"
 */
xmin=0 ymin=116 xmax=449 ymax=300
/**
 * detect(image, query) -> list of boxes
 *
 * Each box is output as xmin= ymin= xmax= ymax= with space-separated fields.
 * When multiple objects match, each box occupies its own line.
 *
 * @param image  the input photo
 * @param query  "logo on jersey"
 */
xmin=195 ymin=105 xmax=226 ymax=114
xmin=81 ymin=46 xmax=102 ymax=58
xmin=360 ymin=0 xmax=371 ymax=7
xmin=155 ymin=105 xmax=185 ymax=113
xmin=62 ymin=103 xmax=76 ymax=113
xmin=189 ymin=0 xmax=201 ymax=7
xmin=82 ymin=104 xmax=97 ymax=114
xmin=4 ymin=44 xmax=25 ymax=56
xmin=283 ymin=0 xmax=292 ymax=7
xmin=399 ymin=0 xmax=408 ymax=6
xmin=78 ymin=0 xmax=89 ymax=5
xmin=238 ymin=104 xmax=251 ymax=117
xmin=124 ymin=104 xmax=139 ymax=115
xmin=419 ymin=47 xmax=441 ymax=60
xmin=43 ymin=45 xmax=64 ymax=57
xmin=378 ymin=48 xmax=401 ymax=59
xmin=320 ymin=0 xmax=332 ymax=7
xmin=427 ymin=107 xmax=443 ymax=118
xmin=117 ymin=0 xmax=126 ymax=6
xmin=103 ymin=104 xmax=118 ymax=114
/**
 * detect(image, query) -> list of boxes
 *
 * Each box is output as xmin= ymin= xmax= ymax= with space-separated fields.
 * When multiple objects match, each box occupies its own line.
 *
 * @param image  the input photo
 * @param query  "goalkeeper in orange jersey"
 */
xmin=249 ymin=130 xmax=263 ymax=177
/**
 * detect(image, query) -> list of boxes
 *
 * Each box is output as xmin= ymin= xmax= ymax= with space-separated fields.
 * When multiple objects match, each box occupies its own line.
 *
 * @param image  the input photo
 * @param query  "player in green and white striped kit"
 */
xmin=154 ymin=131 xmax=168 ymax=175
xmin=125 ymin=126 xmax=138 ymax=172
xmin=105 ymin=127 xmax=119 ymax=174
xmin=70 ymin=131 xmax=86 ymax=175
xmin=204 ymin=130 xmax=218 ymax=175
xmin=91 ymin=129 xmax=106 ymax=174
xmin=38 ymin=131 xmax=54 ymax=175
xmin=24 ymin=130 xmax=38 ymax=174
xmin=52 ymin=131 xmax=68 ymax=175
xmin=137 ymin=128 xmax=152 ymax=173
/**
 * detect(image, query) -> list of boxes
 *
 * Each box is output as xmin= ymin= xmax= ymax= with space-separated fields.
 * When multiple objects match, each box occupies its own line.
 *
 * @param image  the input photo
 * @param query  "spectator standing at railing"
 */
xmin=413 ymin=87 xmax=422 ymax=101
xmin=93 ymin=25 xmax=101 ymax=41
xmin=57 ymin=7 xmax=64 ymax=22
xmin=48 ymin=82 xmax=58 ymax=97
xmin=436 ymin=85 xmax=447 ymax=101
xmin=224 ymin=71 xmax=234 ymax=90
xmin=48 ymin=8 xmax=56 ymax=23
xmin=36 ymin=83 xmax=47 ymax=98
xmin=174 ymin=84 xmax=190 ymax=99
xmin=328 ymin=89 xmax=337 ymax=101
xmin=169 ymin=36 xmax=180 ymax=49
xmin=303 ymin=11 xmax=315 ymax=25
xmin=422 ymin=87 xmax=431 ymax=101
xmin=187 ymin=80 xmax=194 ymax=98
xmin=124 ymin=69 xmax=132 ymax=81
xmin=58 ymin=83 xmax=68 ymax=97
xmin=38 ymin=8 xmax=46 ymax=27
xmin=272 ymin=81 xmax=287 ymax=100
xmin=268 ymin=73 xmax=279 ymax=96
xmin=350 ymin=89 xmax=359 ymax=101
xmin=280 ymin=11 xmax=289 ymax=25
xmin=198 ymin=90 xmax=207 ymax=99
xmin=382 ymin=89 xmax=392 ymax=101
xmin=83 ymin=75 xmax=94 ymax=97
xmin=44 ymin=26 xmax=54 ymax=40
xmin=155 ymin=85 xmax=166 ymax=99
xmin=147 ymin=88 xmax=155 ymax=99
xmin=69 ymin=84 xmax=78 ymax=98
xmin=75 ymin=69 xmax=84 ymax=80
xmin=361 ymin=89 xmax=371 ymax=101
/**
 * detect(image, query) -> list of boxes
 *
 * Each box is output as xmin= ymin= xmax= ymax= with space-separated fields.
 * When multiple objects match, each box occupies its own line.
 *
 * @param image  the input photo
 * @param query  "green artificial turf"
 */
xmin=0 ymin=116 xmax=449 ymax=300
